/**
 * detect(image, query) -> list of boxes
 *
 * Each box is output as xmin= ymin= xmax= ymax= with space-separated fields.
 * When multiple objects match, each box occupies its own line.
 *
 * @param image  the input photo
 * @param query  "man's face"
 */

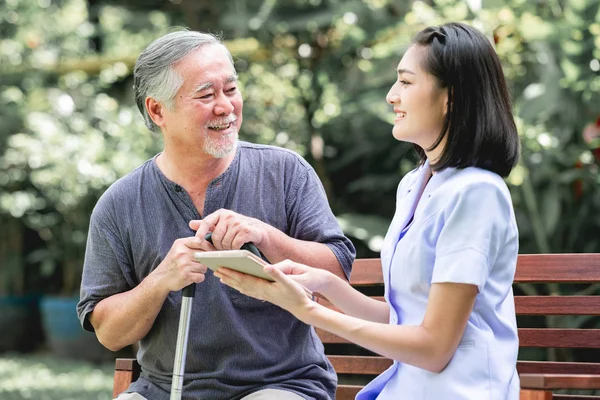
xmin=160 ymin=44 xmax=243 ymax=158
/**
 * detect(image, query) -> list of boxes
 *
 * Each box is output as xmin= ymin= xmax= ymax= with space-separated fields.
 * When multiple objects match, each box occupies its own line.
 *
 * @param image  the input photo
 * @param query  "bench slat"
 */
xmin=515 ymin=296 xmax=600 ymax=315
xmin=328 ymin=355 xmax=392 ymax=374
xmin=114 ymin=254 xmax=600 ymax=399
xmin=514 ymin=254 xmax=600 ymax=283
xmin=335 ymin=385 xmax=363 ymax=400
xmin=348 ymin=254 xmax=600 ymax=285
xmin=519 ymin=328 xmax=600 ymax=348
xmin=520 ymin=391 xmax=553 ymax=400
xmin=317 ymin=328 xmax=349 ymax=344
xmin=320 ymin=328 xmax=600 ymax=348
xmin=518 ymin=361 xmax=600 ymax=375
xmin=520 ymin=373 xmax=600 ymax=390
xmin=348 ymin=259 xmax=383 ymax=285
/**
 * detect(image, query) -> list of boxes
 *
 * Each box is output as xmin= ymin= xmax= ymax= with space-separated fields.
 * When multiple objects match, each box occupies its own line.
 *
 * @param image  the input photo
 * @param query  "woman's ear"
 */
xmin=444 ymin=86 xmax=452 ymax=116
xmin=443 ymin=89 xmax=450 ymax=116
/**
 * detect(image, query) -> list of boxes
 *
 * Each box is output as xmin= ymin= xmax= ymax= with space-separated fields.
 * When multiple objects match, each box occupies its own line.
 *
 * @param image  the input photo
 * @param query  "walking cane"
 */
xmin=170 ymin=233 xmax=263 ymax=400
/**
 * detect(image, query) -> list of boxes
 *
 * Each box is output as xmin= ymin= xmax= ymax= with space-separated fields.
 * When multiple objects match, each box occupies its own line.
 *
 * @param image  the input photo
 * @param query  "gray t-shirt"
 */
xmin=77 ymin=141 xmax=356 ymax=400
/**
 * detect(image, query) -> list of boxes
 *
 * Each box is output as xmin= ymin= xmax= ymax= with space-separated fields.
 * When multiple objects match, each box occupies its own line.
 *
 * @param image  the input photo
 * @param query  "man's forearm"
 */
xmin=89 ymin=273 xmax=170 ymax=351
xmin=259 ymin=226 xmax=346 ymax=279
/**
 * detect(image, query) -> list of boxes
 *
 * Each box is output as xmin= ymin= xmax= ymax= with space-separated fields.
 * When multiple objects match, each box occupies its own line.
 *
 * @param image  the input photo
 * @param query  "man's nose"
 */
xmin=214 ymin=93 xmax=235 ymax=115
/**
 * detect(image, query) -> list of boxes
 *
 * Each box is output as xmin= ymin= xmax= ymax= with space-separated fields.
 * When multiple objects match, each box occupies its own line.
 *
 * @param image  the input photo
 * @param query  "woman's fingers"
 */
xmin=215 ymin=265 xmax=312 ymax=305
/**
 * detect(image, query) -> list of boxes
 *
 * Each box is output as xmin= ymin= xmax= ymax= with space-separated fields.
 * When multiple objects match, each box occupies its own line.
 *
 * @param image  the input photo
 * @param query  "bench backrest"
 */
xmin=322 ymin=254 xmax=600 ymax=399
xmin=113 ymin=254 xmax=600 ymax=400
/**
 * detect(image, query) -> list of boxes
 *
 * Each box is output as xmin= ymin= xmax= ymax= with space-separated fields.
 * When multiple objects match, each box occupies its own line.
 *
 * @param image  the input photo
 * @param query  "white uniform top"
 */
xmin=357 ymin=161 xmax=520 ymax=400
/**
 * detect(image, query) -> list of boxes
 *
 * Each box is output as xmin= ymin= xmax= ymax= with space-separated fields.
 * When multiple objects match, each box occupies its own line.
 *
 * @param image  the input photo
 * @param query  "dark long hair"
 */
xmin=412 ymin=22 xmax=520 ymax=177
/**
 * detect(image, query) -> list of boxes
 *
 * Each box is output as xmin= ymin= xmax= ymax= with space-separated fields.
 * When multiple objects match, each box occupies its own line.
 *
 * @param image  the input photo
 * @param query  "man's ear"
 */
xmin=146 ymin=97 xmax=165 ymax=127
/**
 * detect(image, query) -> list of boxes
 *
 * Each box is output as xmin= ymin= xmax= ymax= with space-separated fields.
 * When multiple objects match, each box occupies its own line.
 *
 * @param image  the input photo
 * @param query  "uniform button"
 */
xmin=174 ymin=185 xmax=182 ymax=192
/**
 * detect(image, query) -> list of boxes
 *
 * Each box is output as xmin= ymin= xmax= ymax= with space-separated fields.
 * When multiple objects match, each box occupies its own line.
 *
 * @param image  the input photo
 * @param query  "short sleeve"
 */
xmin=286 ymin=161 xmax=356 ymax=279
xmin=432 ymin=181 xmax=513 ymax=292
xmin=76 ymin=195 xmax=133 ymax=332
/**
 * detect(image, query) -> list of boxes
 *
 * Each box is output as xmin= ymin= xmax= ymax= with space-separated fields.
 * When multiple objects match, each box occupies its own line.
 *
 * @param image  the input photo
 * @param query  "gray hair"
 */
xmin=133 ymin=30 xmax=234 ymax=133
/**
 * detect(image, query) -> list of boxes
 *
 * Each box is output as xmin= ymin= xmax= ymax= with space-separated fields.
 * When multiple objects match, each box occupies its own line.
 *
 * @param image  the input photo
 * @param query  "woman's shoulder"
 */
xmin=426 ymin=167 xmax=514 ymax=217
xmin=443 ymin=167 xmax=509 ymax=195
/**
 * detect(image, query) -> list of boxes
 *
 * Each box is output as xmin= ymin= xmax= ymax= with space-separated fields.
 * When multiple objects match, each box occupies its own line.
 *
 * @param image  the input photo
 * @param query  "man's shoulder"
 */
xmin=238 ymin=141 xmax=311 ymax=169
xmin=94 ymin=158 xmax=155 ymax=211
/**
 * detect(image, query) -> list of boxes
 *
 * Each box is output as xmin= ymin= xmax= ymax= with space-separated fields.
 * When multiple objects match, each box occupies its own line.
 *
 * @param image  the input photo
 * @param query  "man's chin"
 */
xmin=204 ymin=134 xmax=238 ymax=158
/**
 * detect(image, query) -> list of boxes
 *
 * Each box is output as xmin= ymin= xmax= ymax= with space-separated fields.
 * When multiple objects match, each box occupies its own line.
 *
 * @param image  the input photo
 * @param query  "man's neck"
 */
xmin=156 ymin=144 xmax=237 ymax=189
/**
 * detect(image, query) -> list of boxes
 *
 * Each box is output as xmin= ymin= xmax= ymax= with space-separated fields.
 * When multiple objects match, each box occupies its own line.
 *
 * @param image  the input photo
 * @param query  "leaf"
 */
xmin=540 ymin=184 xmax=561 ymax=236
xmin=336 ymin=213 xmax=390 ymax=252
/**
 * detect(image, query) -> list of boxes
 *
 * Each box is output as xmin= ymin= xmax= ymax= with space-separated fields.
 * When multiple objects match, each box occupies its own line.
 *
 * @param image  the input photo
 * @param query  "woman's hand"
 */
xmin=273 ymin=260 xmax=335 ymax=294
xmin=214 ymin=261 xmax=319 ymax=319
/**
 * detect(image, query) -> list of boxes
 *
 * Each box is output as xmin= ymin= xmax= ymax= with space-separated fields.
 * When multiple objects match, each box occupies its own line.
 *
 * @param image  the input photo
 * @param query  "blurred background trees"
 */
xmin=0 ymin=0 xmax=599 ymax=323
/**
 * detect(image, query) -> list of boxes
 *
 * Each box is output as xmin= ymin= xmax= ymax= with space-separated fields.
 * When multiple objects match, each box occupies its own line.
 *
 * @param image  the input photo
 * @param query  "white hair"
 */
xmin=133 ymin=30 xmax=234 ymax=133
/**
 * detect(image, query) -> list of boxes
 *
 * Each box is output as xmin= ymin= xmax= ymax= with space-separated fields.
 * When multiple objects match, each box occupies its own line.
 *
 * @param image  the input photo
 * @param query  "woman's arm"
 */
xmin=216 ymin=264 xmax=477 ymax=372
xmin=318 ymin=272 xmax=390 ymax=323
xmin=302 ymin=282 xmax=477 ymax=372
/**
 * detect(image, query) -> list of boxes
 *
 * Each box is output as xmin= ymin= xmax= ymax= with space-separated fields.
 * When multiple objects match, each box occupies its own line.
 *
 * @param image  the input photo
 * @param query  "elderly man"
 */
xmin=77 ymin=30 xmax=355 ymax=400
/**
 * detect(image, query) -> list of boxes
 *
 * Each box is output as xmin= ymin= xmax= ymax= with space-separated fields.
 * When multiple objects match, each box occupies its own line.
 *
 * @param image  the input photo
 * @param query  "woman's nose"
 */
xmin=386 ymin=90 xmax=400 ymax=105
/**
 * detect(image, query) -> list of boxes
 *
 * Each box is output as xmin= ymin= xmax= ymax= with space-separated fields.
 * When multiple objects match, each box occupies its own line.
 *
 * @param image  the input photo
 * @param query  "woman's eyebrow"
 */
xmin=397 ymin=68 xmax=416 ymax=75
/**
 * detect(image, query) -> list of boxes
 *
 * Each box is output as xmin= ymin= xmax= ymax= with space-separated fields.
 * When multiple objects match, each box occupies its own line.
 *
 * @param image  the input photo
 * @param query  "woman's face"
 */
xmin=386 ymin=45 xmax=448 ymax=162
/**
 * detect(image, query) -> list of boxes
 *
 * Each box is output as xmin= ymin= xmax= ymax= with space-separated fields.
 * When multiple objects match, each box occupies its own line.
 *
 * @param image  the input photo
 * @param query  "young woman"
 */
xmin=215 ymin=22 xmax=521 ymax=399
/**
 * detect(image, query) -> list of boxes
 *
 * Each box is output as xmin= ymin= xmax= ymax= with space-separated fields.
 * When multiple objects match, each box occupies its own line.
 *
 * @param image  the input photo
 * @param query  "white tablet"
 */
xmin=194 ymin=249 xmax=274 ymax=281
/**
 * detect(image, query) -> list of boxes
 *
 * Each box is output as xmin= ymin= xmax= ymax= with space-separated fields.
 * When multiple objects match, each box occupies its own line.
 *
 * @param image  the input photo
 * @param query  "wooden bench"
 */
xmin=113 ymin=254 xmax=600 ymax=399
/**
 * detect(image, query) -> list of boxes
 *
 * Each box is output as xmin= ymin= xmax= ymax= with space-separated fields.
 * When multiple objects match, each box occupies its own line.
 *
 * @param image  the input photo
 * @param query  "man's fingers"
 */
xmin=183 ymin=236 xmax=204 ymax=250
xmin=231 ymin=230 xmax=251 ymax=251
xmin=183 ymin=236 xmax=216 ymax=253
xmin=189 ymin=213 xmax=221 ymax=241
xmin=188 ymin=220 xmax=201 ymax=230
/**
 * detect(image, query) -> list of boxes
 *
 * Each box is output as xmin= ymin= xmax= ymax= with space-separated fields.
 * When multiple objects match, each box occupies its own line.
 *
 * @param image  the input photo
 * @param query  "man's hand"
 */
xmin=189 ymin=209 xmax=269 ymax=251
xmin=151 ymin=236 xmax=209 ymax=292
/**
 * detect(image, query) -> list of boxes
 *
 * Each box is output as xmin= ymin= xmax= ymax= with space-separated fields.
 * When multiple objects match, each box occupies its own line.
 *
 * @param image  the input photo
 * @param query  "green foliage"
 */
xmin=0 ymin=0 xmax=168 ymax=294
xmin=0 ymin=353 xmax=114 ymax=399
xmin=0 ymin=0 xmax=599 ymax=304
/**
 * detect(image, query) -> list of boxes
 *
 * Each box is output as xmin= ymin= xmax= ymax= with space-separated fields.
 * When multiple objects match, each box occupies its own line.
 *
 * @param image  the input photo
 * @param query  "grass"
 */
xmin=0 ymin=352 xmax=114 ymax=400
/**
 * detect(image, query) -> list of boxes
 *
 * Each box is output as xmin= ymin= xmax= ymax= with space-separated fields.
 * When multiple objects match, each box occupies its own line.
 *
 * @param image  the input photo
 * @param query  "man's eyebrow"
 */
xmin=193 ymin=74 xmax=238 ymax=93
xmin=397 ymin=68 xmax=416 ymax=75
xmin=194 ymin=82 xmax=213 ymax=93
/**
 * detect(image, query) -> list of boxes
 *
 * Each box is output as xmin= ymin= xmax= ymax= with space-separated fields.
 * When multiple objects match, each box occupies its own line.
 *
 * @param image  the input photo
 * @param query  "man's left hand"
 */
xmin=189 ymin=209 xmax=268 ymax=251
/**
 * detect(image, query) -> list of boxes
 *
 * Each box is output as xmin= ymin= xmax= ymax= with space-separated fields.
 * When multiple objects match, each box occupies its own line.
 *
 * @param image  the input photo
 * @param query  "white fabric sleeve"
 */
xmin=432 ymin=181 xmax=513 ymax=292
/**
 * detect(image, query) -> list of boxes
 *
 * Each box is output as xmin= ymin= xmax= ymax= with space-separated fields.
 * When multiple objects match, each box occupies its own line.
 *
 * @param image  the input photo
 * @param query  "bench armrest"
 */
xmin=113 ymin=358 xmax=140 ymax=398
